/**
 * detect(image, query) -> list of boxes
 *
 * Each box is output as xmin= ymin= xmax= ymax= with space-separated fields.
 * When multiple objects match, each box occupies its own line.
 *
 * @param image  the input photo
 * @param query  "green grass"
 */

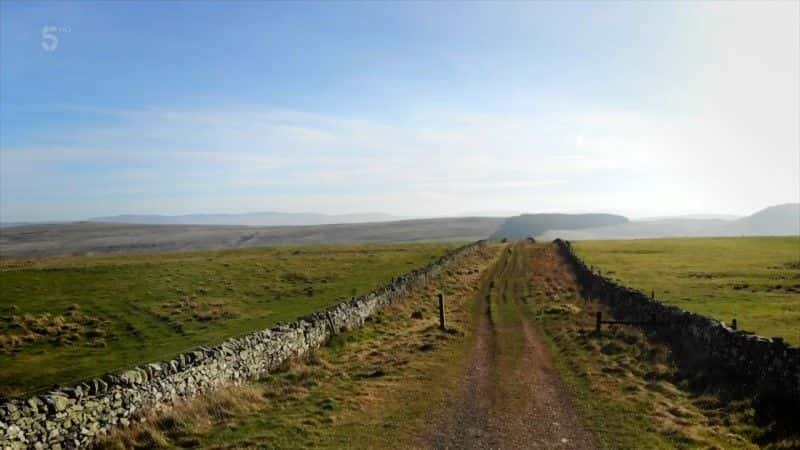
xmin=99 ymin=242 xmax=772 ymax=449
xmin=98 ymin=244 xmax=503 ymax=449
xmin=574 ymin=237 xmax=800 ymax=345
xmin=520 ymin=242 xmax=757 ymax=449
xmin=0 ymin=243 xmax=460 ymax=397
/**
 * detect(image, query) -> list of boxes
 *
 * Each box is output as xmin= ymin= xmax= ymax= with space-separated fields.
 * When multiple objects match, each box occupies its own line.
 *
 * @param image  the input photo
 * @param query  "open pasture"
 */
xmin=0 ymin=243 xmax=458 ymax=397
xmin=574 ymin=237 xmax=800 ymax=345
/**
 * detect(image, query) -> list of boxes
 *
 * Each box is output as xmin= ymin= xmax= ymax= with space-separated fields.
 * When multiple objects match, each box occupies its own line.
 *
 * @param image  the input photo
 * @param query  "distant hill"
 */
xmin=89 ymin=211 xmax=399 ymax=226
xmin=538 ymin=218 xmax=733 ymax=240
xmin=637 ymin=214 xmax=743 ymax=221
xmin=5 ymin=203 xmax=795 ymax=256
xmin=0 ymin=217 xmax=504 ymax=258
xmin=491 ymin=213 xmax=629 ymax=240
xmin=539 ymin=203 xmax=799 ymax=240
xmin=0 ymin=222 xmax=34 ymax=228
xmin=728 ymin=203 xmax=799 ymax=236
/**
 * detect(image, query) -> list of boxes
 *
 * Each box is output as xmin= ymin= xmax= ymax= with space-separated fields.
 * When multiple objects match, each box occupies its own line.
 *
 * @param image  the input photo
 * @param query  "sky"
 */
xmin=1 ymin=1 xmax=798 ymax=222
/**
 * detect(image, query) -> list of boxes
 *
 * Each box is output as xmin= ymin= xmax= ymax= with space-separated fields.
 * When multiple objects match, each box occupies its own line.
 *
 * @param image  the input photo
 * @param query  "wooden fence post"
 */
xmin=438 ymin=293 xmax=445 ymax=331
xmin=732 ymin=318 xmax=737 ymax=330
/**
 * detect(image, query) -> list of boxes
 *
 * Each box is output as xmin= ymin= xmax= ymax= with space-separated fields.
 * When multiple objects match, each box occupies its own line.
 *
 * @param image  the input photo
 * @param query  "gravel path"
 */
xmin=426 ymin=242 xmax=596 ymax=449
xmin=428 ymin=290 xmax=499 ymax=449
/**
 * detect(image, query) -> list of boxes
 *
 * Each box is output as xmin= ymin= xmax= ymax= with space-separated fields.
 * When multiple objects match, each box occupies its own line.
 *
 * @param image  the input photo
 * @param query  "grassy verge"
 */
xmin=522 ymin=243 xmax=763 ymax=449
xmin=573 ymin=237 xmax=800 ymax=345
xmin=97 ymin=244 xmax=504 ymax=449
xmin=0 ymin=243 xmax=460 ymax=397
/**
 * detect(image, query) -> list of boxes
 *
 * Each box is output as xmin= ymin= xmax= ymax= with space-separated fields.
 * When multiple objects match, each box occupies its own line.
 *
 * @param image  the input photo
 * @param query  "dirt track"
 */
xmin=428 ymin=242 xmax=595 ymax=449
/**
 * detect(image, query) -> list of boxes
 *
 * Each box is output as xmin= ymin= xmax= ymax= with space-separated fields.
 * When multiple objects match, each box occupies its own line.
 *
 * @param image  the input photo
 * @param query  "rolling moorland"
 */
xmin=88 ymin=212 xmax=401 ymax=227
xmin=0 ymin=208 xmax=798 ymax=448
xmin=0 ymin=243 xmax=459 ymax=397
xmin=1 ymin=203 xmax=796 ymax=259
xmin=100 ymin=242 xmax=791 ymax=449
xmin=0 ymin=218 xmax=502 ymax=258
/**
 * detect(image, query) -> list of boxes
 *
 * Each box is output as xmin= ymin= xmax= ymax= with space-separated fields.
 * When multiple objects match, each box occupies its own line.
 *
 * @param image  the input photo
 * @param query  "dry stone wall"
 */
xmin=0 ymin=241 xmax=486 ymax=450
xmin=554 ymin=239 xmax=800 ymax=407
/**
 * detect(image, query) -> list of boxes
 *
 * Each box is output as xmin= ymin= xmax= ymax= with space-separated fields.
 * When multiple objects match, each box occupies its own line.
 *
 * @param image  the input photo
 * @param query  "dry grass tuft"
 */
xmin=0 ymin=307 xmax=110 ymax=353
xmin=543 ymin=303 xmax=581 ymax=315
xmin=96 ymin=385 xmax=266 ymax=449
xmin=157 ymin=296 xmax=240 ymax=324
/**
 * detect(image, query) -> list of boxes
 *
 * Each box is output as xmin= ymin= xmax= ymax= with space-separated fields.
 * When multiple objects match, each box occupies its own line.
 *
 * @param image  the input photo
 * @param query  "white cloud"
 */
xmin=1 ymin=2 xmax=797 ymax=221
xmin=2 ymin=92 xmax=797 ymax=221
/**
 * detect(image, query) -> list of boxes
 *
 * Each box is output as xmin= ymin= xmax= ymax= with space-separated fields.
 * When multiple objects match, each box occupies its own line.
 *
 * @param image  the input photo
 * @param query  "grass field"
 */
xmin=98 ymin=243 xmax=502 ymax=449
xmin=573 ymin=237 xmax=800 ymax=345
xmin=0 ymin=243 xmax=459 ymax=397
xmin=101 ymin=242 xmax=770 ymax=449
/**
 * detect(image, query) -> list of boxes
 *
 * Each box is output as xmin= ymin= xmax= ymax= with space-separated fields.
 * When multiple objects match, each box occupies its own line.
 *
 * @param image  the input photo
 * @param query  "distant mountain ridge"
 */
xmin=638 ymin=214 xmax=743 ymax=221
xmin=89 ymin=211 xmax=399 ymax=227
xmin=5 ymin=203 xmax=796 ymax=248
xmin=538 ymin=203 xmax=799 ymax=240
xmin=491 ymin=213 xmax=629 ymax=240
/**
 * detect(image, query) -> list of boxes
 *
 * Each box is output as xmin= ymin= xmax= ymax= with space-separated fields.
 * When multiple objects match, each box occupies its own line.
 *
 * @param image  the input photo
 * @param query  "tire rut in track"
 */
xmin=427 ymin=248 xmax=504 ymax=449
xmin=426 ymin=242 xmax=595 ymax=449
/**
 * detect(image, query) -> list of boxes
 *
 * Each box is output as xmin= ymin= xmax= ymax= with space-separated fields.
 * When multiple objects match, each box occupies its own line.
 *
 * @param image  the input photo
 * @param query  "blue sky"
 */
xmin=1 ymin=1 xmax=798 ymax=221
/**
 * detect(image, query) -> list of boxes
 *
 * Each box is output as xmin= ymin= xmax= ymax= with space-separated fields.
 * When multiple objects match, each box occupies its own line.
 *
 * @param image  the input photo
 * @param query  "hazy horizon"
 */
xmin=2 ymin=2 xmax=798 ymax=222
xmin=4 ymin=202 xmax=798 ymax=226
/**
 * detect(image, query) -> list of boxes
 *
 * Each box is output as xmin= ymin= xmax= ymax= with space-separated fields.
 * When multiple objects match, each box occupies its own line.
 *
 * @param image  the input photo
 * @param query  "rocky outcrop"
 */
xmin=0 ymin=241 xmax=486 ymax=449
xmin=554 ymin=239 xmax=800 ymax=407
